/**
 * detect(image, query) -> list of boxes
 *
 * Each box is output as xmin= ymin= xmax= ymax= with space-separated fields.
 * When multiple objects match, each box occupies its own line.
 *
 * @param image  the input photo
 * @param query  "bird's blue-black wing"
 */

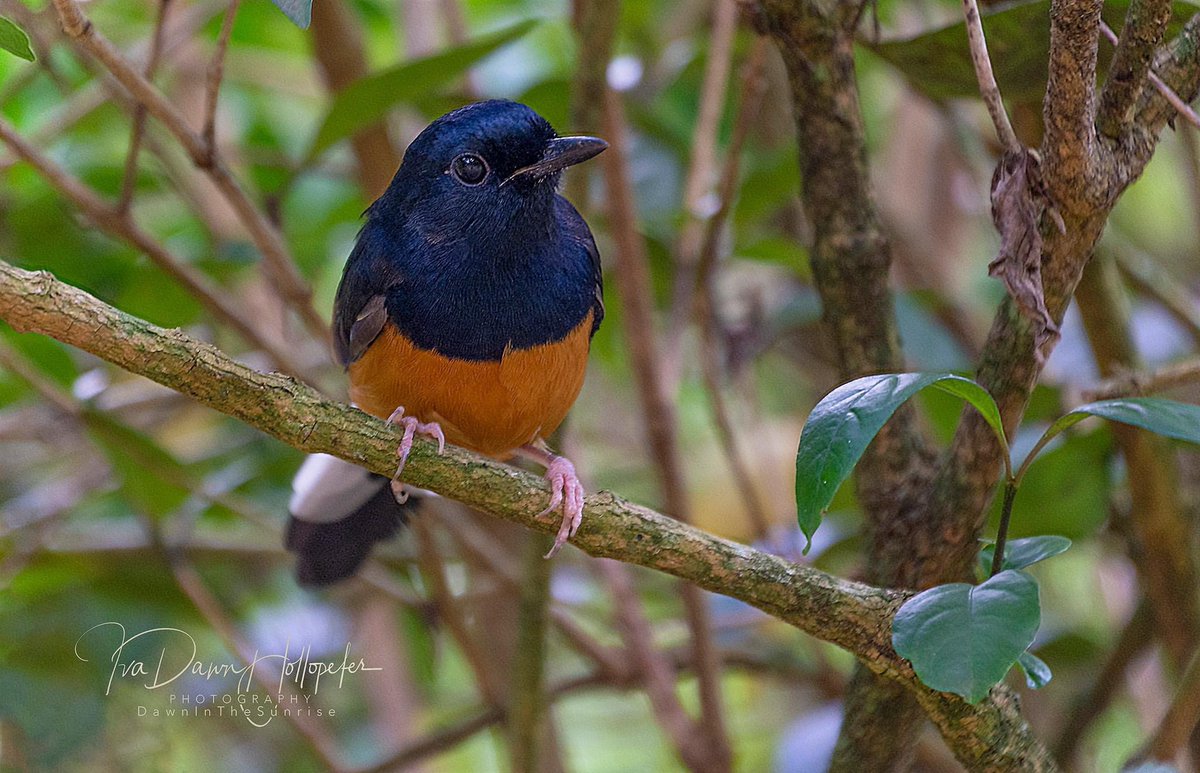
xmin=332 ymin=225 xmax=404 ymax=366
xmin=556 ymin=196 xmax=604 ymax=337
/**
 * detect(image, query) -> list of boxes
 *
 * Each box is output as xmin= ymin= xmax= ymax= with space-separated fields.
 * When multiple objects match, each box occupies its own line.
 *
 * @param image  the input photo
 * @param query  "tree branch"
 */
xmin=1097 ymin=0 xmax=1174 ymax=137
xmin=962 ymin=0 xmax=1021 ymax=152
xmin=1130 ymin=13 xmax=1200 ymax=163
xmin=1043 ymin=0 xmax=1105 ymax=210
xmin=759 ymin=1 xmax=936 ymax=766
xmin=1085 ymin=357 xmax=1200 ymax=400
xmin=0 ymin=259 xmax=1058 ymax=770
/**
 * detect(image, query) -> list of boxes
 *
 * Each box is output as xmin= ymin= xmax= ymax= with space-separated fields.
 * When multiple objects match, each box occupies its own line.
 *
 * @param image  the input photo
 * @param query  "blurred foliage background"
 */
xmin=0 ymin=0 xmax=1198 ymax=770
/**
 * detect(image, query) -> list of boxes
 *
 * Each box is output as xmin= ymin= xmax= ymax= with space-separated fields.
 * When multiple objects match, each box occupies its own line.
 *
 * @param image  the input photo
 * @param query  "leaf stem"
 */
xmin=990 ymin=481 xmax=1019 ymax=576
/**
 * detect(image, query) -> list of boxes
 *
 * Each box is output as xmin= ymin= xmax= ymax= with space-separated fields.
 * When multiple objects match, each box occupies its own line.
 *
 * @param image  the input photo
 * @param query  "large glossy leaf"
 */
xmin=893 ymin=570 xmax=1041 ymax=703
xmin=978 ymin=535 xmax=1071 ymax=574
xmin=305 ymin=21 xmax=538 ymax=162
xmin=0 ymin=15 xmax=34 ymax=61
xmin=795 ymin=373 xmax=1005 ymax=549
xmin=871 ymin=0 xmax=1199 ymax=104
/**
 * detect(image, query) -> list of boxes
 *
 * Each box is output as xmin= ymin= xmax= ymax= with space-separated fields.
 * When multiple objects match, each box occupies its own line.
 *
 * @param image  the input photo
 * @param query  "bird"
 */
xmin=285 ymin=100 xmax=607 ymax=586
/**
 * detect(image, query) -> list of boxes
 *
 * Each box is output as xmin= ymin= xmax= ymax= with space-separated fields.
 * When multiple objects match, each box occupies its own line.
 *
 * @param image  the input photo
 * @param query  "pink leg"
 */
xmin=387 ymin=406 xmax=446 ymax=482
xmin=518 ymin=444 xmax=585 ymax=558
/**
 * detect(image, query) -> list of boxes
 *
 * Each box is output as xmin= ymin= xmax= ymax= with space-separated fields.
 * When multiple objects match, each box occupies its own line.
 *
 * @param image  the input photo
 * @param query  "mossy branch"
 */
xmin=0 ymin=259 xmax=1056 ymax=771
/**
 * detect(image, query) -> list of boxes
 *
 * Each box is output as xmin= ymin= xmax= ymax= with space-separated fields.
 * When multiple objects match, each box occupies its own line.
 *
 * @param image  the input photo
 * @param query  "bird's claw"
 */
xmin=538 ymin=455 xmax=584 ymax=558
xmin=387 ymin=406 xmax=445 ymax=480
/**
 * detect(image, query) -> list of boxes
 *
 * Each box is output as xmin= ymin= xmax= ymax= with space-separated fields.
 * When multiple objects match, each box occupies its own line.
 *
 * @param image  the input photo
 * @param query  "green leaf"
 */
xmin=1016 ymin=651 xmax=1052 ymax=689
xmin=795 ymin=373 xmax=1006 ymax=549
xmin=1021 ymin=397 xmax=1200 ymax=478
xmin=978 ymin=535 xmax=1071 ymax=574
xmin=893 ymin=569 xmax=1041 ymax=704
xmin=870 ymin=0 xmax=1198 ymax=105
xmin=305 ymin=20 xmax=538 ymax=162
xmin=1046 ymin=397 xmax=1200 ymax=446
xmin=0 ymin=15 xmax=34 ymax=61
xmin=873 ymin=0 xmax=1051 ymax=103
xmin=269 ymin=0 xmax=312 ymax=29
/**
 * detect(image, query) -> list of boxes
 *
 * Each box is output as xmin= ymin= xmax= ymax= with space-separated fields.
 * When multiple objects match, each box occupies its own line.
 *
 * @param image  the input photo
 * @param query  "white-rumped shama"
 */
xmin=286 ymin=100 xmax=607 ymax=586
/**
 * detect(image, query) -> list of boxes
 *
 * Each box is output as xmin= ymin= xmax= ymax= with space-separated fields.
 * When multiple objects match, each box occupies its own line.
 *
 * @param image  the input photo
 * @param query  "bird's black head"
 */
xmin=371 ymin=100 xmax=606 ymax=242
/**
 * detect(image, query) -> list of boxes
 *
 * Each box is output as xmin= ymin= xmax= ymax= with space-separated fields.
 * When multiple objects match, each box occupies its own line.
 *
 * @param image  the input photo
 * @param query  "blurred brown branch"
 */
xmin=1085 ymin=357 xmax=1200 ymax=400
xmin=1143 ymin=643 xmax=1200 ymax=764
xmin=0 ymin=117 xmax=315 ymax=381
xmin=49 ymin=0 xmax=329 ymax=344
xmin=601 ymin=86 xmax=733 ymax=772
xmin=1076 ymin=253 xmax=1200 ymax=668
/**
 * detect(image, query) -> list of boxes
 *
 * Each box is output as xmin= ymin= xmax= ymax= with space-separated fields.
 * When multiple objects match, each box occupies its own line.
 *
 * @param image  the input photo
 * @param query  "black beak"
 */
xmin=505 ymin=136 xmax=608 ymax=183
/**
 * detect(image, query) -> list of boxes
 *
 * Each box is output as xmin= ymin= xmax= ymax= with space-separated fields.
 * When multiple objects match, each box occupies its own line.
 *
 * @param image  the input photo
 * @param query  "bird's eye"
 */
xmin=450 ymin=153 xmax=488 ymax=186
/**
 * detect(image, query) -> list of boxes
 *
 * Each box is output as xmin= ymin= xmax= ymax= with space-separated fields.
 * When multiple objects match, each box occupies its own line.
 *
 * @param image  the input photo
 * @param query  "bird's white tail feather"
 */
xmin=289 ymin=454 xmax=383 ymax=524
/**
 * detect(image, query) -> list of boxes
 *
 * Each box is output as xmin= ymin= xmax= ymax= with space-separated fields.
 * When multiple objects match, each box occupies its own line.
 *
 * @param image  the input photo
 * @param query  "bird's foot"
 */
xmin=533 ymin=453 xmax=585 ymax=559
xmin=386 ymin=407 xmax=445 ymax=484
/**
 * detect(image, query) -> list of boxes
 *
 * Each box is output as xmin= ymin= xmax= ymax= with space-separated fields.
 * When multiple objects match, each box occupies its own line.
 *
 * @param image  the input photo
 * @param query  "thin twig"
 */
xmin=1085 ymin=358 xmax=1200 ymax=400
xmin=962 ymin=0 xmax=1020 ymax=152
xmin=0 ymin=118 xmax=315 ymax=381
xmin=598 ymin=560 xmax=709 ymax=768
xmin=989 ymin=482 xmax=1019 ymax=576
xmin=1053 ymin=602 xmax=1152 ymax=763
xmin=437 ymin=514 xmax=628 ymax=677
xmin=308 ymin=0 xmax=400 ymax=199
xmin=117 ymin=0 xmax=170 ymax=213
xmin=201 ymin=0 xmax=240 ymax=161
xmin=49 ymin=0 xmax=329 ymax=344
xmin=1110 ymin=243 xmax=1200 ymax=341
xmin=663 ymin=0 xmax=739 ymax=386
xmin=0 ymin=339 xmax=81 ymax=417
xmin=410 ymin=518 xmax=506 ymax=707
xmin=169 ymin=561 xmax=349 ymax=770
xmin=692 ymin=38 xmax=773 ymax=541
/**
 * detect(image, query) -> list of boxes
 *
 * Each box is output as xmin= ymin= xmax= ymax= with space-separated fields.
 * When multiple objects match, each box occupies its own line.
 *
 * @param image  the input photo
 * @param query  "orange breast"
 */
xmin=348 ymin=311 xmax=594 ymax=457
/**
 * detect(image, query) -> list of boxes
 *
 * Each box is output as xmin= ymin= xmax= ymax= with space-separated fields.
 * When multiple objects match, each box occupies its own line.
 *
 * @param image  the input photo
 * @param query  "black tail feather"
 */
xmin=285 ymin=475 xmax=416 ymax=587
